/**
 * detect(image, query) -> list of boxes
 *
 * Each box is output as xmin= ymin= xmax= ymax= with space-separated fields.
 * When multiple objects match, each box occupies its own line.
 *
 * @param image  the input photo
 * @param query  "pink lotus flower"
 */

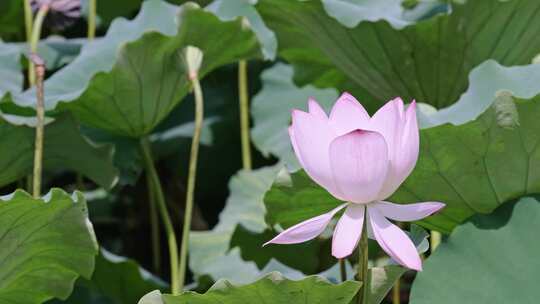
xmin=265 ymin=93 xmax=444 ymax=271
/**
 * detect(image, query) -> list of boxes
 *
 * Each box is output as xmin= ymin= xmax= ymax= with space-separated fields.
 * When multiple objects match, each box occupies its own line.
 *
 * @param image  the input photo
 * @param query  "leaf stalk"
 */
xmin=339 ymin=258 xmax=347 ymax=282
xmin=140 ymin=138 xmax=179 ymax=295
xmin=31 ymin=55 xmax=46 ymax=198
xmin=357 ymin=209 xmax=369 ymax=304
xmin=392 ymin=278 xmax=400 ymax=304
xmin=145 ymin=169 xmax=161 ymax=273
xmin=431 ymin=230 xmax=441 ymax=251
xmin=238 ymin=60 xmax=252 ymax=170
xmin=178 ymin=71 xmax=204 ymax=291
xmin=23 ymin=0 xmax=33 ymax=47
xmin=87 ymin=0 xmax=96 ymax=40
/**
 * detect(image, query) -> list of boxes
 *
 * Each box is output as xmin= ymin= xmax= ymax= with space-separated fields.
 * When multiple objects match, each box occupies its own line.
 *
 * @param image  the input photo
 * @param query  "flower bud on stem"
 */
xmin=178 ymin=46 xmax=204 ymax=291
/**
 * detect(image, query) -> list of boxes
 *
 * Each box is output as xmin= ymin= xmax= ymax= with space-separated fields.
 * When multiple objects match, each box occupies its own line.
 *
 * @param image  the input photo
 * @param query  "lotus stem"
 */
xmin=24 ymin=0 xmax=33 ymax=47
xmin=431 ymin=230 xmax=441 ymax=251
xmin=145 ymin=169 xmax=162 ymax=273
xmin=339 ymin=259 xmax=347 ymax=282
xmin=140 ymin=138 xmax=179 ymax=295
xmin=28 ymin=3 xmax=49 ymax=86
xmin=31 ymin=55 xmax=46 ymax=198
xmin=357 ymin=210 xmax=369 ymax=304
xmin=238 ymin=60 xmax=252 ymax=170
xmin=392 ymin=279 xmax=400 ymax=304
xmin=87 ymin=0 xmax=96 ymax=40
xmin=23 ymin=0 xmax=34 ymax=138
xmin=178 ymin=70 xmax=204 ymax=291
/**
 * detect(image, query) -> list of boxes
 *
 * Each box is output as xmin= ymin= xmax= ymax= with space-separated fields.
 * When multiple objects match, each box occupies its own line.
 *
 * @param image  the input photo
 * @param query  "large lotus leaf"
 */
xmin=207 ymin=0 xmax=431 ymax=60
xmin=410 ymin=197 xmax=540 ymax=303
xmin=0 ymin=189 xmax=98 ymax=303
xmin=257 ymin=0 xmax=540 ymax=112
xmin=0 ymin=114 xmax=118 ymax=190
xmin=251 ymin=49 xmax=540 ymax=173
xmin=7 ymin=0 xmax=180 ymax=111
xmin=251 ymin=63 xmax=338 ymax=170
xmin=139 ymin=264 xmax=405 ymax=304
xmin=10 ymin=0 xmax=261 ymax=137
xmin=82 ymin=66 xmax=238 ymax=187
xmin=265 ymin=93 xmax=540 ymax=233
xmin=141 ymin=272 xmax=361 ymax=304
xmin=52 ymin=249 xmax=167 ymax=304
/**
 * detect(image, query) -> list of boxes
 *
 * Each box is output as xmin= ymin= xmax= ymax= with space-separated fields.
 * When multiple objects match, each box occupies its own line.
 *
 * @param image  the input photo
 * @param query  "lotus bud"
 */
xmin=182 ymin=46 xmax=204 ymax=80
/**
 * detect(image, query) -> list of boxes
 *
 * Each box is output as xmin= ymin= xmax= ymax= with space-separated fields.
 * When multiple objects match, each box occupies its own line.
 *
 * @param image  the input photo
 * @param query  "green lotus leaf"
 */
xmin=0 ymin=188 xmax=98 ymax=303
xmin=10 ymin=0 xmax=261 ymax=137
xmin=141 ymin=272 xmax=361 ymax=304
xmin=257 ymin=0 xmax=540 ymax=111
xmin=410 ymin=197 xmax=540 ymax=303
